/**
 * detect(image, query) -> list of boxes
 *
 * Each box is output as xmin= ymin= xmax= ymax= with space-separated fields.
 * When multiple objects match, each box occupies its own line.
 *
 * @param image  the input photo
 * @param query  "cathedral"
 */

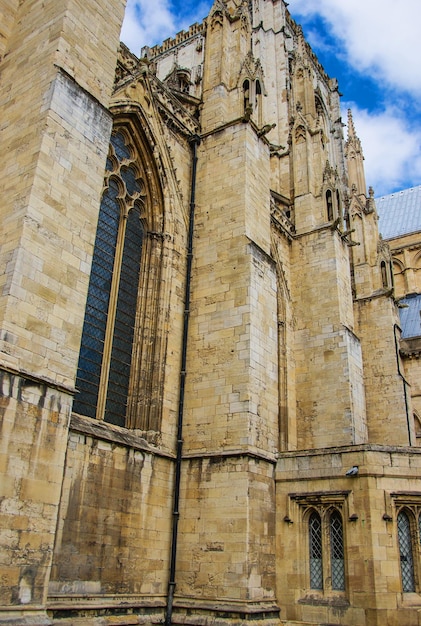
xmin=1 ymin=1 xmax=421 ymax=625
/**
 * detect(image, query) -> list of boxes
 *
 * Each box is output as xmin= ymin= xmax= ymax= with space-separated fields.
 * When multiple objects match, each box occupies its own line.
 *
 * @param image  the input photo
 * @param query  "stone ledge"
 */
xmin=70 ymin=413 xmax=173 ymax=458
xmin=0 ymin=608 xmax=51 ymax=626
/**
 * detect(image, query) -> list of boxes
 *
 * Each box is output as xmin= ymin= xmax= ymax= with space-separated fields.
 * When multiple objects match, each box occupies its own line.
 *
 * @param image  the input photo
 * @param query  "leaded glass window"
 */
xmin=306 ymin=505 xmax=346 ymax=594
xmin=398 ymin=510 xmax=415 ymax=592
xmin=74 ymin=130 xmax=144 ymax=426
xmin=330 ymin=510 xmax=345 ymax=591
xmin=309 ymin=511 xmax=323 ymax=590
xmin=104 ymin=204 xmax=143 ymax=426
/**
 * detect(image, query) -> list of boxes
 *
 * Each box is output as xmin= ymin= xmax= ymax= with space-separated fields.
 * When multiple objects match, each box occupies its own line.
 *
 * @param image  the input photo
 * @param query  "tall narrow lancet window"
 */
xmin=336 ymin=190 xmax=341 ymax=218
xmin=243 ymin=79 xmax=251 ymax=117
xmin=309 ymin=511 xmax=323 ymax=589
xmin=255 ymin=80 xmax=262 ymax=126
xmin=381 ymin=261 xmax=388 ymax=289
xmin=398 ymin=510 xmax=415 ymax=592
xmin=326 ymin=189 xmax=333 ymax=221
xmin=73 ymin=130 xmax=144 ymax=427
xmin=330 ymin=510 xmax=345 ymax=590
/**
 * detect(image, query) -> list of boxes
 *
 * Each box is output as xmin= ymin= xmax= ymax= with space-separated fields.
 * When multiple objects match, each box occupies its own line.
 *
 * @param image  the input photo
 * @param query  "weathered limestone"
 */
xmin=0 ymin=0 xmax=125 ymax=384
xmin=0 ymin=373 xmax=72 ymax=624
xmin=1 ymin=1 xmax=421 ymax=625
xmin=277 ymin=446 xmax=421 ymax=626
xmin=0 ymin=0 xmax=126 ymax=623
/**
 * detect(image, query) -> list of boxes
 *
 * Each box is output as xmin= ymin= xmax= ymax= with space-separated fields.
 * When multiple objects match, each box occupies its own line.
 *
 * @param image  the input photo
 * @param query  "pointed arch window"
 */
xmin=242 ymin=78 xmax=263 ymax=123
xmin=398 ymin=510 xmax=415 ymax=592
xmin=73 ymin=130 xmax=145 ymax=427
xmin=305 ymin=505 xmax=346 ymax=593
xmin=309 ymin=511 xmax=323 ymax=589
xmin=391 ymin=496 xmax=421 ymax=593
xmin=414 ymin=413 xmax=421 ymax=445
xmin=380 ymin=259 xmax=394 ymax=290
xmin=381 ymin=260 xmax=388 ymax=289
xmin=325 ymin=187 xmax=343 ymax=224
xmin=243 ymin=79 xmax=251 ymax=117
xmin=255 ymin=79 xmax=262 ymax=126
xmin=326 ymin=189 xmax=334 ymax=221
xmin=336 ymin=190 xmax=341 ymax=217
xmin=330 ymin=510 xmax=345 ymax=590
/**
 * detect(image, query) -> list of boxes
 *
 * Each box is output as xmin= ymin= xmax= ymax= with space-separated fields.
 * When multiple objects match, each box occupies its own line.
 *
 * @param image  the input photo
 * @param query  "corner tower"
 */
xmin=346 ymin=111 xmax=412 ymax=445
xmin=0 ymin=1 xmax=126 ymax=623
xmin=174 ymin=0 xmax=280 ymax=623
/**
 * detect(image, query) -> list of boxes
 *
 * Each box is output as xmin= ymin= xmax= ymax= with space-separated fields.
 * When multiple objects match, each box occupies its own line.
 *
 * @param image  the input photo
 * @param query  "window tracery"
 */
xmin=74 ymin=130 xmax=145 ymax=426
xmin=73 ymin=122 xmax=167 ymax=433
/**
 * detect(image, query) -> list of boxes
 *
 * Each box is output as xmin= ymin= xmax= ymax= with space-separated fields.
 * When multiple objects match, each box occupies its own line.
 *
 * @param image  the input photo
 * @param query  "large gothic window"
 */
xmin=73 ymin=130 xmax=145 ymax=427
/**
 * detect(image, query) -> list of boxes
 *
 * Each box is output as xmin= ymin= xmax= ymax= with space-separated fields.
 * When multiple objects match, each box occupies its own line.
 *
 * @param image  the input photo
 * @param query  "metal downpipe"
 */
xmin=393 ymin=323 xmax=412 ymax=445
xmin=165 ymin=134 xmax=201 ymax=626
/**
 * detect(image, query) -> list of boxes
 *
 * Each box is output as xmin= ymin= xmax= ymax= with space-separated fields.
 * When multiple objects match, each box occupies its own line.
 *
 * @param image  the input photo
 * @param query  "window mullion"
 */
xmin=96 ymin=210 xmax=127 ymax=420
xmin=322 ymin=510 xmax=331 ymax=591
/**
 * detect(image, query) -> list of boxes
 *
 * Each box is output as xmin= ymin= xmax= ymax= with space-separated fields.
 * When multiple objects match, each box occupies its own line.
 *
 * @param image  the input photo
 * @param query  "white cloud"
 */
xmin=120 ymin=0 xmax=210 ymax=54
xmin=345 ymin=103 xmax=421 ymax=196
xmin=119 ymin=0 xmax=421 ymax=195
xmin=291 ymin=1 xmax=421 ymax=193
xmin=120 ymin=0 xmax=176 ymax=54
xmin=290 ymin=0 xmax=421 ymax=95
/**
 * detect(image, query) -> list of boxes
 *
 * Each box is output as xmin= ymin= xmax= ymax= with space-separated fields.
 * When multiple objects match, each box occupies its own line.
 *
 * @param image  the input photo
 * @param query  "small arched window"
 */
xmin=243 ymin=79 xmax=251 ymax=117
xmin=398 ymin=510 xmax=415 ymax=592
xmin=381 ymin=260 xmax=388 ymax=289
xmin=255 ymin=80 xmax=262 ymax=125
xmin=326 ymin=189 xmax=333 ymax=221
xmin=414 ymin=413 xmax=421 ymax=445
xmin=336 ymin=190 xmax=341 ymax=218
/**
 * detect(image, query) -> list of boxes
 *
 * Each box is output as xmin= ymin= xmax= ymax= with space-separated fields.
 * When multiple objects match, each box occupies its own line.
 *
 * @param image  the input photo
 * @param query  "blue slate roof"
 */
xmin=376 ymin=185 xmax=421 ymax=240
xmin=399 ymin=294 xmax=421 ymax=339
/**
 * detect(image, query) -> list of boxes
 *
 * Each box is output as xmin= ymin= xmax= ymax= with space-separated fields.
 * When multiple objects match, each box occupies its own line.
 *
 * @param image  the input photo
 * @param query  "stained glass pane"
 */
xmin=74 ymin=130 xmax=145 ymax=426
xmin=309 ymin=511 xmax=323 ymax=590
xmin=112 ymin=132 xmax=131 ymax=161
xmin=73 ymin=180 xmax=120 ymax=418
xmin=104 ymin=206 xmax=143 ymax=426
xmin=122 ymin=165 xmax=142 ymax=197
xmin=398 ymin=511 xmax=415 ymax=592
xmin=330 ymin=510 xmax=345 ymax=590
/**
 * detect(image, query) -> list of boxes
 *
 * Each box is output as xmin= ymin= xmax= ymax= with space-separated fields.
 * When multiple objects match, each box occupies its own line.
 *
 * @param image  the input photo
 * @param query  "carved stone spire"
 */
xmin=345 ymin=108 xmax=367 ymax=196
xmin=346 ymin=108 xmax=362 ymax=153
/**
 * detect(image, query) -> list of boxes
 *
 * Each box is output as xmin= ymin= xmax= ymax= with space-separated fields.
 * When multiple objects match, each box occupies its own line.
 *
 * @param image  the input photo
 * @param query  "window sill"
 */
xmin=398 ymin=592 xmax=421 ymax=608
xmin=298 ymin=592 xmax=349 ymax=608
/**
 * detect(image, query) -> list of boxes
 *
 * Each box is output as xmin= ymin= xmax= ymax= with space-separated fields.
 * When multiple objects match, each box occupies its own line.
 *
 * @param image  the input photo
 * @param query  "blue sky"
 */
xmin=120 ymin=0 xmax=421 ymax=198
